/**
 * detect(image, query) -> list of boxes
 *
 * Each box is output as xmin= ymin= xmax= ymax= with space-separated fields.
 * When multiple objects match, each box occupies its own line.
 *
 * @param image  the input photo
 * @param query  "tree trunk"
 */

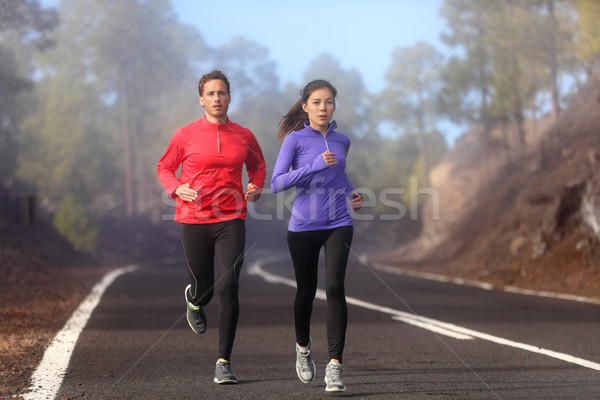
xmin=507 ymin=0 xmax=525 ymax=144
xmin=133 ymin=115 xmax=148 ymax=213
xmin=416 ymin=92 xmax=430 ymax=189
xmin=547 ymin=0 xmax=561 ymax=122
xmin=120 ymin=76 xmax=134 ymax=217
xmin=476 ymin=26 xmax=491 ymax=137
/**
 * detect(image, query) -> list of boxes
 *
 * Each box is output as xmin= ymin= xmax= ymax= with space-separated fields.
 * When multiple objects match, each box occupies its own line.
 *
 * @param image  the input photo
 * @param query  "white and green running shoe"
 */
xmin=325 ymin=362 xmax=346 ymax=392
xmin=296 ymin=339 xmax=316 ymax=383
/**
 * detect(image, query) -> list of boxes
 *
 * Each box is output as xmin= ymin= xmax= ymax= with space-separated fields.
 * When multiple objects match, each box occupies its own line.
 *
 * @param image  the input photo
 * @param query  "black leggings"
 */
xmin=181 ymin=219 xmax=245 ymax=361
xmin=287 ymin=226 xmax=353 ymax=363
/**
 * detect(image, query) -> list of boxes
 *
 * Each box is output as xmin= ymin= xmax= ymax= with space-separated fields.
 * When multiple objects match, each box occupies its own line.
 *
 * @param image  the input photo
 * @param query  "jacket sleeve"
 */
xmin=245 ymin=132 xmax=267 ymax=189
xmin=343 ymin=173 xmax=355 ymax=197
xmin=270 ymin=135 xmax=328 ymax=193
xmin=156 ymin=129 xmax=184 ymax=198
xmin=342 ymin=138 xmax=356 ymax=197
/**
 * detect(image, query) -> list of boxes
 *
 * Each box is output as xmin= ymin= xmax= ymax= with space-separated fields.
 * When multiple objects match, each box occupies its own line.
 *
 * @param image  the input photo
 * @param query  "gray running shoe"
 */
xmin=295 ymin=339 xmax=315 ymax=383
xmin=184 ymin=284 xmax=206 ymax=334
xmin=324 ymin=362 xmax=346 ymax=392
xmin=214 ymin=360 xmax=238 ymax=384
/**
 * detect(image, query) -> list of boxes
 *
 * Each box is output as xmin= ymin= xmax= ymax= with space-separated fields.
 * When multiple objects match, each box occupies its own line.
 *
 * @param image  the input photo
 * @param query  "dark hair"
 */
xmin=278 ymin=79 xmax=337 ymax=142
xmin=198 ymin=70 xmax=230 ymax=96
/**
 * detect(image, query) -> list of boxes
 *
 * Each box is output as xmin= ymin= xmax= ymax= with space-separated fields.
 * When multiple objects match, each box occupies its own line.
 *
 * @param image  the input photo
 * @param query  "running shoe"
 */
xmin=214 ymin=360 xmax=238 ymax=384
xmin=184 ymin=284 xmax=206 ymax=334
xmin=295 ymin=339 xmax=315 ymax=383
xmin=324 ymin=362 xmax=346 ymax=392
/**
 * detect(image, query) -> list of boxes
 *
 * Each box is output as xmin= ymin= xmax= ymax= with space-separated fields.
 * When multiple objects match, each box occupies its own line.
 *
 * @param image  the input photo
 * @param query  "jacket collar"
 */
xmin=201 ymin=115 xmax=229 ymax=127
xmin=303 ymin=120 xmax=337 ymax=135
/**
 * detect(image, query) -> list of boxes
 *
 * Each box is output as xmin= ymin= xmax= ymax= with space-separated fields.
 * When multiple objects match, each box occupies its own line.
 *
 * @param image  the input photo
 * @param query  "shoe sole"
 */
xmin=325 ymin=377 xmax=346 ymax=392
xmin=214 ymin=377 xmax=238 ymax=384
xmin=325 ymin=387 xmax=346 ymax=392
xmin=325 ymin=381 xmax=346 ymax=392
xmin=185 ymin=285 xmax=206 ymax=334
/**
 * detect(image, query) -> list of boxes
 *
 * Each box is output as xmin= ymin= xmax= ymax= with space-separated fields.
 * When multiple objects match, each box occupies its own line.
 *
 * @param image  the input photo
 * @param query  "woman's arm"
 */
xmin=270 ymin=135 xmax=328 ymax=193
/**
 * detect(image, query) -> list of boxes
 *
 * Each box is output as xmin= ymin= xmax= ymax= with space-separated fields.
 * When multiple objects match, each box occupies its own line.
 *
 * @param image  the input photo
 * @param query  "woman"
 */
xmin=157 ymin=70 xmax=266 ymax=384
xmin=271 ymin=79 xmax=363 ymax=392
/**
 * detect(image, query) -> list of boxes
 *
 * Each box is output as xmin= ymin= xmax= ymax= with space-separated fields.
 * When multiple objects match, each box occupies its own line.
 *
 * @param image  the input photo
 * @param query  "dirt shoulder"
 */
xmin=1 ymin=214 xmax=184 ymax=399
xmin=0 ymin=217 xmax=119 ymax=399
xmin=0 ymin=249 xmax=110 ymax=399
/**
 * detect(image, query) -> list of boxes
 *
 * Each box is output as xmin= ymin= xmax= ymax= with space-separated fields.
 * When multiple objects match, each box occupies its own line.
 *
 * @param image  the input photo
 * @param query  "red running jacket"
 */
xmin=157 ymin=116 xmax=266 ymax=224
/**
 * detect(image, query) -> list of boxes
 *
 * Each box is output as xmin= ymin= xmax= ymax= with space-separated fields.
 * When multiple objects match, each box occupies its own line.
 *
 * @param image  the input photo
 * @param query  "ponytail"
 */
xmin=278 ymin=99 xmax=306 ymax=142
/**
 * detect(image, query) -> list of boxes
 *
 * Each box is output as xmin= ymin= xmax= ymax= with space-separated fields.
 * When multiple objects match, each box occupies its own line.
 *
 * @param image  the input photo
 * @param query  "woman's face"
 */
xmin=302 ymin=88 xmax=335 ymax=133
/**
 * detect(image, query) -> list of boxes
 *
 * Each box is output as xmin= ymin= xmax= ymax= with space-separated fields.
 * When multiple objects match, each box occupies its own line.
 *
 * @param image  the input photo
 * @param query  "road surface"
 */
xmin=28 ymin=250 xmax=600 ymax=399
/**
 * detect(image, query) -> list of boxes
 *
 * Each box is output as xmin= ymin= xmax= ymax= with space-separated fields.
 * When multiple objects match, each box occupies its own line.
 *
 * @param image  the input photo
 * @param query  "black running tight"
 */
xmin=287 ymin=226 xmax=353 ymax=363
xmin=181 ymin=219 xmax=245 ymax=361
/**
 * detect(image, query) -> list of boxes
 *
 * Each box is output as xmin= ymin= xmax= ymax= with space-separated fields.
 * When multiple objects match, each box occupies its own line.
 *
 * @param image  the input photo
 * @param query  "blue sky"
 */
xmin=174 ymin=1 xmax=447 ymax=92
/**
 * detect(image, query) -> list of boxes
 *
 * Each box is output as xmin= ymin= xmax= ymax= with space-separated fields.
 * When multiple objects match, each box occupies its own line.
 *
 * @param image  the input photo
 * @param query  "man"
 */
xmin=157 ymin=70 xmax=266 ymax=384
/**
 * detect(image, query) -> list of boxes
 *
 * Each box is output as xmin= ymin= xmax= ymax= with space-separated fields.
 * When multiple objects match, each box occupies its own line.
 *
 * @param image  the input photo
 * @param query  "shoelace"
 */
xmin=192 ymin=308 xmax=203 ymax=319
xmin=188 ymin=302 xmax=203 ymax=319
xmin=297 ymin=350 xmax=312 ymax=371
xmin=327 ymin=364 xmax=342 ymax=382
xmin=216 ymin=362 xmax=231 ymax=374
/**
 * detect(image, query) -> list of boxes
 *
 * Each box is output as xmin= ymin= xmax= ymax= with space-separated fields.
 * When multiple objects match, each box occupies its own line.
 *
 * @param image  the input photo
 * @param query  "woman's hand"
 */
xmin=350 ymin=191 xmax=363 ymax=211
xmin=175 ymin=183 xmax=198 ymax=202
xmin=245 ymin=183 xmax=261 ymax=202
xmin=322 ymin=151 xmax=337 ymax=166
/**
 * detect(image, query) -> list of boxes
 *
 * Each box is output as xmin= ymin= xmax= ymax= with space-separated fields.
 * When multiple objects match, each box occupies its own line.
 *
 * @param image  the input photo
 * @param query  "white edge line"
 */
xmin=391 ymin=316 xmax=474 ymax=340
xmin=370 ymin=261 xmax=600 ymax=306
xmin=23 ymin=264 xmax=141 ymax=400
xmin=249 ymin=257 xmax=600 ymax=372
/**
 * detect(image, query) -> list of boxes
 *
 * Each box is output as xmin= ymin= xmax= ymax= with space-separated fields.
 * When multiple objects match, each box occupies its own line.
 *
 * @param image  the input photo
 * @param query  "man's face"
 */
xmin=199 ymin=79 xmax=231 ymax=123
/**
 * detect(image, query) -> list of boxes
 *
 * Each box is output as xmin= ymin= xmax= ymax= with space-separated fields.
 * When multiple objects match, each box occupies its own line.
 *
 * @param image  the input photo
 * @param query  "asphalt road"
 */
xmin=53 ymin=250 xmax=600 ymax=399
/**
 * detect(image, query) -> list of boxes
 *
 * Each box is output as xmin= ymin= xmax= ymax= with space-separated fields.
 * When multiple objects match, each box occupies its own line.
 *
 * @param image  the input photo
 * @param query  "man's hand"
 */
xmin=245 ymin=183 xmax=261 ymax=202
xmin=175 ymin=183 xmax=197 ymax=202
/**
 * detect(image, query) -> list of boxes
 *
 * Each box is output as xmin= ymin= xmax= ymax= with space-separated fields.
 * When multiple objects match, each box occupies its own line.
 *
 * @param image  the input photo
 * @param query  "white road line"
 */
xmin=23 ymin=264 xmax=140 ymax=400
xmin=371 ymin=262 xmax=600 ymax=305
xmin=248 ymin=258 xmax=600 ymax=372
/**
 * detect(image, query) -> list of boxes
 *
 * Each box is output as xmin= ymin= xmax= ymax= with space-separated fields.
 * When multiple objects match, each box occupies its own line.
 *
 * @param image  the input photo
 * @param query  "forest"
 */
xmin=1 ymin=0 xmax=600 ymax=255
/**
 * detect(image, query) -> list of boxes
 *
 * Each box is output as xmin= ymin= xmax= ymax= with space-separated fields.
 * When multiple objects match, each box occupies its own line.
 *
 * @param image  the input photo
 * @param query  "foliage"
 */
xmin=212 ymin=37 xmax=279 ymax=103
xmin=1 ymin=0 xmax=598 ymax=255
xmin=438 ymin=0 xmax=498 ymax=127
xmin=439 ymin=0 xmax=576 ymax=136
xmin=380 ymin=41 xmax=447 ymax=189
xmin=0 ymin=0 xmax=57 ymax=187
xmin=17 ymin=74 xmax=114 ymax=209
xmin=576 ymin=0 xmax=600 ymax=75
xmin=53 ymin=194 xmax=98 ymax=253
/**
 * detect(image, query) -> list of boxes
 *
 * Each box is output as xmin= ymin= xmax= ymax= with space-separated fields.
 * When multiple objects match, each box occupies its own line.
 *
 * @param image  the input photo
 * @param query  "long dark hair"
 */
xmin=278 ymin=79 xmax=337 ymax=142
